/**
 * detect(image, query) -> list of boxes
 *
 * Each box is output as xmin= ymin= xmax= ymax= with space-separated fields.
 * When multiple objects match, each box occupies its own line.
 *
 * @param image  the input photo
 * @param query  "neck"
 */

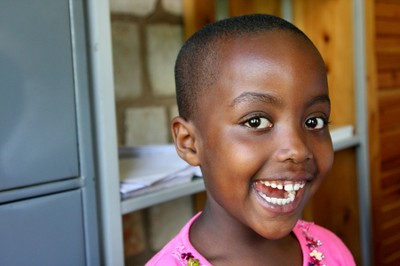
xmin=190 ymin=201 xmax=302 ymax=265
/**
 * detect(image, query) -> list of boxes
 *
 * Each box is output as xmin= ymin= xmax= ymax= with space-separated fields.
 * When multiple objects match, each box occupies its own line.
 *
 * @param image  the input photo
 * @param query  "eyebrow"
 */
xmin=230 ymin=91 xmax=283 ymax=107
xmin=306 ymin=94 xmax=331 ymax=108
xmin=230 ymin=91 xmax=331 ymax=109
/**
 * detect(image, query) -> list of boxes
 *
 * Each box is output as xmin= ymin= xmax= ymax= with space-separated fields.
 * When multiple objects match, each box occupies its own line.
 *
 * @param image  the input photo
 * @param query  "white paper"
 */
xmin=119 ymin=145 xmax=201 ymax=196
xmin=330 ymin=125 xmax=354 ymax=142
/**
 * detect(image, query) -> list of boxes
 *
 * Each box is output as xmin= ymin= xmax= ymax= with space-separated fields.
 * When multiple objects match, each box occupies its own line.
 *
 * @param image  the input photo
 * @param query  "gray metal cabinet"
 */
xmin=0 ymin=190 xmax=86 ymax=266
xmin=0 ymin=0 xmax=79 ymax=190
xmin=0 ymin=1 xmax=100 ymax=265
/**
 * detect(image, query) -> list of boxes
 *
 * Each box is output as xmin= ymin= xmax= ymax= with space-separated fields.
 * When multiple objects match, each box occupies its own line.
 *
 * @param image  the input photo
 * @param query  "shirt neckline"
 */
xmin=176 ymin=213 xmax=318 ymax=266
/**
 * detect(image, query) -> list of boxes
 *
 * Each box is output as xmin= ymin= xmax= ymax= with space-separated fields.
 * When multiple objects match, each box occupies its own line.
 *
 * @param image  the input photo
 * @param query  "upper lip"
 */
xmin=254 ymin=171 xmax=314 ymax=183
xmin=255 ymin=180 xmax=306 ymax=192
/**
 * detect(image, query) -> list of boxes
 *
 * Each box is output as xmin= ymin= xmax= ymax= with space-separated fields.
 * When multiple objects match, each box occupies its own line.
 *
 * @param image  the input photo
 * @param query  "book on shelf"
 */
xmin=119 ymin=145 xmax=201 ymax=199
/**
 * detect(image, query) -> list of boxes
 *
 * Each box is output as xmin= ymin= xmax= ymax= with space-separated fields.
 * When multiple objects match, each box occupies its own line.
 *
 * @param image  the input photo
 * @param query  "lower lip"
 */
xmin=252 ymin=184 xmax=307 ymax=214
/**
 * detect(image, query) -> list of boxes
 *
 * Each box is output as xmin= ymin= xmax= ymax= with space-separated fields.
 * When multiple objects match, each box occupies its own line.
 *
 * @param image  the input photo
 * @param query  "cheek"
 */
xmin=320 ymin=144 xmax=334 ymax=176
xmin=310 ymin=134 xmax=334 ymax=172
xmin=308 ymin=139 xmax=334 ymax=190
xmin=201 ymin=127 xmax=259 ymax=165
xmin=200 ymin=131 xmax=265 ymax=188
xmin=202 ymin=143 xmax=259 ymax=180
xmin=313 ymin=143 xmax=334 ymax=189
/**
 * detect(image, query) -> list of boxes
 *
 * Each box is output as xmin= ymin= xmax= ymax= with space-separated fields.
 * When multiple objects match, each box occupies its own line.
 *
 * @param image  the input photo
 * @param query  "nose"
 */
xmin=273 ymin=127 xmax=313 ymax=163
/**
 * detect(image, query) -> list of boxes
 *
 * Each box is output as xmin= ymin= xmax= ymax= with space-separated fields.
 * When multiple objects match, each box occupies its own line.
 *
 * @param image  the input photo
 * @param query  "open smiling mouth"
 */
xmin=254 ymin=180 xmax=306 ymax=206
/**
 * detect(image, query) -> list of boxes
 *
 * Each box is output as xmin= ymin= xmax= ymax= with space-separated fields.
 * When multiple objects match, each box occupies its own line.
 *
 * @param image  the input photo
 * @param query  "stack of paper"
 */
xmin=119 ymin=145 xmax=201 ymax=199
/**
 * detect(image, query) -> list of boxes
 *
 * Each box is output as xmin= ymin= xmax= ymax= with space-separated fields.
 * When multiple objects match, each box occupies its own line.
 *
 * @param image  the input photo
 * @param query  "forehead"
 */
xmin=216 ymin=31 xmax=326 ymax=94
xmin=193 ymin=31 xmax=328 ymax=122
xmin=219 ymin=31 xmax=323 ymax=74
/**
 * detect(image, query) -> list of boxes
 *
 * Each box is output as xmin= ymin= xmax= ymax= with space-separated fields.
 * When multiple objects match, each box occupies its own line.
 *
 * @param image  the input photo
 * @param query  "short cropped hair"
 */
xmin=175 ymin=13 xmax=313 ymax=120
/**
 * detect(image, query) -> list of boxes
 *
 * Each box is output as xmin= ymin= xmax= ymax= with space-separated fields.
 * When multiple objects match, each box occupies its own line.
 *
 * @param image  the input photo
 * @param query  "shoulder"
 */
xmin=306 ymin=222 xmax=352 ymax=253
xmin=145 ymin=243 xmax=184 ymax=266
xmin=146 ymin=213 xmax=210 ymax=266
xmin=294 ymin=220 xmax=356 ymax=266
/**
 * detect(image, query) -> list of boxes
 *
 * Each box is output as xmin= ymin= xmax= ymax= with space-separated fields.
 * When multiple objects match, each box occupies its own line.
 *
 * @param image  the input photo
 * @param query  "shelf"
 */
xmin=120 ymin=125 xmax=358 ymax=214
xmin=333 ymin=135 xmax=360 ymax=151
xmin=121 ymin=177 xmax=205 ymax=214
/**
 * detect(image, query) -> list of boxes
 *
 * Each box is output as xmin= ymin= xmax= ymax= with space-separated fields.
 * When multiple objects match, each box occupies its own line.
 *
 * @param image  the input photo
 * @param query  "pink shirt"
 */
xmin=146 ymin=213 xmax=355 ymax=266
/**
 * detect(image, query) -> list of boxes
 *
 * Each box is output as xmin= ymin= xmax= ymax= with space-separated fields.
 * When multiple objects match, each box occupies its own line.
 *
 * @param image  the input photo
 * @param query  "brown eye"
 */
xmin=305 ymin=117 xmax=325 ymax=129
xmin=248 ymin=118 xmax=261 ymax=127
xmin=244 ymin=117 xmax=272 ymax=129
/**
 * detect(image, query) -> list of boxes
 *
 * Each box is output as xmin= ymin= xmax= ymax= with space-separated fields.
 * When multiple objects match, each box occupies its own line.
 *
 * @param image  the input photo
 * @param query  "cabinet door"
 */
xmin=0 ymin=190 xmax=86 ymax=265
xmin=0 ymin=0 xmax=79 ymax=190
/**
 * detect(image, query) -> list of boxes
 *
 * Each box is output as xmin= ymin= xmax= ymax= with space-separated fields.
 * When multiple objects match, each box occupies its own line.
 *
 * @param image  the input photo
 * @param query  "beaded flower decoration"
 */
xmin=173 ymin=246 xmax=202 ymax=266
xmin=298 ymin=221 xmax=326 ymax=266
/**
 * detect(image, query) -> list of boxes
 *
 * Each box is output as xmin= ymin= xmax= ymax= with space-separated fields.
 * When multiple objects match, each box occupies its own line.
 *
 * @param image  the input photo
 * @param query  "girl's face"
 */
xmin=193 ymin=31 xmax=334 ymax=239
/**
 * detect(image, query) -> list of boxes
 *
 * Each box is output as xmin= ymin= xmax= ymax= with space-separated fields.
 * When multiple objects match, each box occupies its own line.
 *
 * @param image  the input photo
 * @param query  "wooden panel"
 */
xmin=373 ymin=1 xmax=400 ymax=264
xmin=292 ymin=0 xmax=355 ymax=128
xmin=375 ymin=2 xmax=400 ymax=19
xmin=376 ymin=37 xmax=400 ymax=54
xmin=228 ymin=0 xmax=281 ymax=17
xmin=376 ymin=53 xmax=400 ymax=71
xmin=381 ymin=192 xmax=400 ymax=225
xmin=379 ymin=89 xmax=400 ymax=133
xmin=378 ymin=0 xmax=400 ymax=4
xmin=193 ymin=190 xmax=207 ymax=212
xmin=381 ymin=207 xmax=400 ymax=232
xmin=182 ymin=0 xmax=215 ymax=39
xmin=366 ymin=1 xmax=385 ymax=265
xmin=380 ymin=130 xmax=400 ymax=171
xmin=377 ymin=71 xmax=400 ymax=89
xmin=382 ymin=252 xmax=400 ymax=266
xmin=382 ymin=237 xmax=400 ymax=266
xmin=381 ymin=212 xmax=400 ymax=242
xmin=303 ymin=149 xmax=361 ymax=265
xmin=376 ymin=20 xmax=400 ymax=35
xmin=382 ymin=168 xmax=400 ymax=190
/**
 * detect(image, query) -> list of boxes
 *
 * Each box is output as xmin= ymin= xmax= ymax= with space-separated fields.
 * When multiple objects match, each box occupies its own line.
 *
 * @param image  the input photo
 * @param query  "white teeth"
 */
xmin=257 ymin=180 xmax=306 ymax=206
xmin=288 ymin=191 xmax=296 ymax=199
xmin=284 ymin=184 xmax=293 ymax=192
xmin=258 ymin=191 xmax=296 ymax=206
xmin=260 ymin=180 xmax=305 ymax=192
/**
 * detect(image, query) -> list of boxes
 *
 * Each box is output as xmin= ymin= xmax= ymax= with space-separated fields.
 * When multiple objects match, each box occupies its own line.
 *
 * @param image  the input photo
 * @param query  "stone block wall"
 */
xmin=109 ymin=0 xmax=195 ymax=263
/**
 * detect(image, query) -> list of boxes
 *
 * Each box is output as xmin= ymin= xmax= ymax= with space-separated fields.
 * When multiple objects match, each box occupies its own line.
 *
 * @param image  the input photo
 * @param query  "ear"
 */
xmin=171 ymin=116 xmax=200 ymax=166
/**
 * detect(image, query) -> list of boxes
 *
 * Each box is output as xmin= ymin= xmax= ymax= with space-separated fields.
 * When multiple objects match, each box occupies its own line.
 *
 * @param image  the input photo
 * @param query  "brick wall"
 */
xmin=110 ymin=0 xmax=195 ymax=263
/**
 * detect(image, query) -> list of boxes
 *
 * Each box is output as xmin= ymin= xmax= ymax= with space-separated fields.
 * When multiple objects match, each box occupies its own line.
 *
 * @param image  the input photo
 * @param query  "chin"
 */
xmin=251 ymin=215 xmax=300 ymax=241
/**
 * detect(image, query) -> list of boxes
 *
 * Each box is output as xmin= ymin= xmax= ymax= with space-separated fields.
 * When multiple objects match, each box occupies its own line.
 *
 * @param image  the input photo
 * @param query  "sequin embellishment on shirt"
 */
xmin=298 ymin=221 xmax=326 ymax=266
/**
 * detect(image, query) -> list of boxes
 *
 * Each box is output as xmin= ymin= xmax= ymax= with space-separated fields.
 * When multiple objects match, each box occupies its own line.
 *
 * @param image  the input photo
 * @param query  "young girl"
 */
xmin=146 ymin=14 xmax=355 ymax=266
